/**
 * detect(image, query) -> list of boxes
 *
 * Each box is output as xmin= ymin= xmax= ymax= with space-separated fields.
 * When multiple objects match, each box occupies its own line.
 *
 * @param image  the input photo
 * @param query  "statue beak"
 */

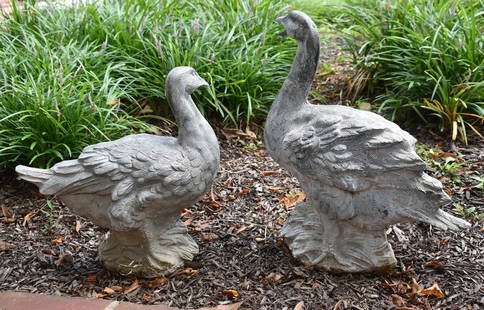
xmin=198 ymin=77 xmax=209 ymax=88
xmin=275 ymin=16 xmax=287 ymax=37
xmin=275 ymin=16 xmax=284 ymax=25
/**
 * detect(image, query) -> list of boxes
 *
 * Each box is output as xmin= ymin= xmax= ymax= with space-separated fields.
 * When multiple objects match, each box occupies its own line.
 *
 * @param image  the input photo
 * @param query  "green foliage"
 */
xmin=454 ymin=203 xmax=483 ymax=220
xmin=340 ymin=0 xmax=484 ymax=143
xmin=471 ymin=176 xmax=484 ymax=190
xmin=40 ymin=200 xmax=59 ymax=231
xmin=431 ymin=157 xmax=464 ymax=174
xmin=286 ymin=0 xmax=338 ymax=24
xmin=0 ymin=0 xmax=294 ymax=168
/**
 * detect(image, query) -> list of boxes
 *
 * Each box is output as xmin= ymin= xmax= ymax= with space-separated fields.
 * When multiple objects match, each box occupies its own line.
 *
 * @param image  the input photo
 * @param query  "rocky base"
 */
xmin=282 ymin=201 xmax=397 ymax=272
xmin=99 ymin=220 xmax=199 ymax=278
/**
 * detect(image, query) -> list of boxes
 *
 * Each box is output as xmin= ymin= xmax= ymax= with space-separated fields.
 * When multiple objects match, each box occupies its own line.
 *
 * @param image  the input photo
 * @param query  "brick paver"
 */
xmin=0 ymin=292 xmax=179 ymax=310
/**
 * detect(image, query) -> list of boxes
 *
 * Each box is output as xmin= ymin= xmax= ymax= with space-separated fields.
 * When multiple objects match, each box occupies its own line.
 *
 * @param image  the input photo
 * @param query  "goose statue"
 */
xmin=264 ymin=11 xmax=470 ymax=272
xmin=16 ymin=66 xmax=220 ymax=277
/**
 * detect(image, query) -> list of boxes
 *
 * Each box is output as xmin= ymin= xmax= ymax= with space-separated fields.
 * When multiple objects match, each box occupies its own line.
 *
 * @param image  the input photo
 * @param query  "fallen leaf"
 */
xmin=379 ymin=280 xmax=410 ymax=295
xmin=176 ymin=268 xmax=199 ymax=276
xmin=222 ymin=128 xmax=255 ymax=140
xmin=0 ymin=240 xmax=16 ymax=251
xmin=222 ymin=289 xmax=239 ymax=299
xmin=204 ymin=198 xmax=221 ymax=208
xmin=245 ymin=127 xmax=257 ymax=139
xmin=391 ymin=294 xmax=407 ymax=306
xmin=51 ymin=236 xmax=63 ymax=244
xmin=263 ymin=272 xmax=284 ymax=284
xmin=408 ymin=278 xmax=421 ymax=297
xmin=106 ymin=98 xmax=120 ymax=106
xmin=434 ymin=152 xmax=458 ymax=158
xmin=181 ymin=209 xmax=192 ymax=217
xmin=183 ymin=217 xmax=196 ymax=226
xmin=419 ymin=283 xmax=445 ymax=298
xmin=54 ymin=253 xmax=73 ymax=266
xmin=142 ymin=292 xmax=155 ymax=302
xmin=332 ymin=299 xmax=345 ymax=310
xmin=1 ymin=203 xmax=12 ymax=218
xmin=22 ymin=210 xmax=38 ymax=227
xmin=201 ymin=232 xmax=219 ymax=241
xmin=123 ymin=279 xmax=139 ymax=294
xmin=143 ymin=277 xmax=167 ymax=288
xmin=103 ymin=287 xmax=116 ymax=295
xmin=423 ymin=261 xmax=444 ymax=269
xmin=235 ymin=226 xmax=247 ymax=234
xmin=197 ymin=302 xmax=243 ymax=310
xmin=86 ymin=274 xmax=97 ymax=282
xmin=260 ymin=170 xmax=279 ymax=177
xmin=238 ymin=188 xmax=250 ymax=195
xmin=138 ymin=104 xmax=153 ymax=115
xmin=254 ymin=150 xmax=268 ymax=157
xmin=75 ymin=220 xmax=81 ymax=233
xmin=265 ymin=186 xmax=284 ymax=192
xmin=293 ymin=301 xmax=304 ymax=310
xmin=255 ymin=237 xmax=265 ymax=243
xmin=111 ymin=286 xmax=123 ymax=292
xmin=95 ymin=292 xmax=107 ymax=298
xmin=277 ymin=191 xmax=305 ymax=210
xmin=41 ymin=248 xmax=57 ymax=256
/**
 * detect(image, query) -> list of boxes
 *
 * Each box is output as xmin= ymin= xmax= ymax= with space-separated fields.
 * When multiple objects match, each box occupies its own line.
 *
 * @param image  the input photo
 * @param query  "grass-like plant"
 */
xmin=340 ymin=0 xmax=484 ymax=143
xmin=0 ymin=0 xmax=294 ymax=168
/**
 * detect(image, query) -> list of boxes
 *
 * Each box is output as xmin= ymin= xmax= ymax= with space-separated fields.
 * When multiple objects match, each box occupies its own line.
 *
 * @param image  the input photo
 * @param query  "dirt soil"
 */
xmin=1 ymin=36 xmax=483 ymax=310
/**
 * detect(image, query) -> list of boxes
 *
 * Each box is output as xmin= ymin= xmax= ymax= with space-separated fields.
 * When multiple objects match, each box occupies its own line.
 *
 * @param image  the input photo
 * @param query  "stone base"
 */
xmin=281 ymin=201 xmax=396 ymax=273
xmin=99 ymin=220 xmax=198 ymax=278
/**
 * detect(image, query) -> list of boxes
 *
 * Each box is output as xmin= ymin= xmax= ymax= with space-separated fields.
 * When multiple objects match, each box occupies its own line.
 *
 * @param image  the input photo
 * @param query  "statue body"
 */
xmin=264 ymin=11 xmax=470 ymax=272
xmin=16 ymin=67 xmax=220 ymax=277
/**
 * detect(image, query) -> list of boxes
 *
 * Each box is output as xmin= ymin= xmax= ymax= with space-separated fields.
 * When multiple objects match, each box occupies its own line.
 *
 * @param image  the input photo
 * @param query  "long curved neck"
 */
xmin=167 ymin=86 xmax=217 ymax=149
xmin=272 ymin=29 xmax=320 ymax=112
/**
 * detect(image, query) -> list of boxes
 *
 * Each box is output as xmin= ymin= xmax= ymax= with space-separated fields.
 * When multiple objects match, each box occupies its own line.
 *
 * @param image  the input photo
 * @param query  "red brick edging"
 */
xmin=0 ymin=291 xmax=178 ymax=310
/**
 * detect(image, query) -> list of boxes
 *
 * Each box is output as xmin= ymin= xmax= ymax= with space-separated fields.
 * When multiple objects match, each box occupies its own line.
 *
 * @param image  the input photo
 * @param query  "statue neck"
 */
xmin=273 ymin=29 xmax=320 ymax=112
xmin=167 ymin=87 xmax=217 ymax=148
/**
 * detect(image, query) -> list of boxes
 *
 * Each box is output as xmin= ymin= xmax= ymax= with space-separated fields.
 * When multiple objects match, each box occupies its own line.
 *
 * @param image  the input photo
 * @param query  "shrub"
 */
xmin=0 ymin=0 xmax=294 ymax=168
xmin=341 ymin=0 xmax=484 ymax=143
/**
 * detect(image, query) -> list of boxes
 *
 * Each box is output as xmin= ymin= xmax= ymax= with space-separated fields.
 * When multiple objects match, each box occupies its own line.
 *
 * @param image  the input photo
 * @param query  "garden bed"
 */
xmin=1 ymin=129 xmax=482 ymax=310
xmin=1 ymin=2 xmax=482 ymax=309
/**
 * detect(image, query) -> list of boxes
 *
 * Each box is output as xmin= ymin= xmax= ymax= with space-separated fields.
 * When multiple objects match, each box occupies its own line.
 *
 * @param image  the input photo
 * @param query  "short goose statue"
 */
xmin=16 ymin=66 xmax=220 ymax=277
xmin=264 ymin=11 xmax=470 ymax=272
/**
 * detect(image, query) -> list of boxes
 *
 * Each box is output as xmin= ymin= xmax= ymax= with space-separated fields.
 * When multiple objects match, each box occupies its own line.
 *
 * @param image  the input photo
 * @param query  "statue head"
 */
xmin=166 ymin=66 xmax=209 ymax=94
xmin=276 ymin=10 xmax=317 ymax=42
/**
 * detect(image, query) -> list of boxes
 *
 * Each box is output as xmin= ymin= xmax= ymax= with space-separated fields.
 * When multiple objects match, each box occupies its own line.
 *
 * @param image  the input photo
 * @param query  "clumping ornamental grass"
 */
xmin=0 ymin=0 xmax=295 ymax=168
xmin=341 ymin=0 xmax=484 ymax=143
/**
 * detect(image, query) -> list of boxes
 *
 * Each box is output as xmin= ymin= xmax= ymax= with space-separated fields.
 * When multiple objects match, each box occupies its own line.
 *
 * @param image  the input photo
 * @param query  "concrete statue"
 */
xmin=264 ymin=11 xmax=470 ymax=272
xmin=16 ymin=66 xmax=220 ymax=278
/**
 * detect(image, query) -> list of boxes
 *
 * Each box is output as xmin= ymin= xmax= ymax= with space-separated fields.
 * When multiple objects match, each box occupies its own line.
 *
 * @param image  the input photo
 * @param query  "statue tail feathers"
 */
xmin=428 ymin=209 xmax=471 ymax=230
xmin=15 ymin=165 xmax=53 ymax=194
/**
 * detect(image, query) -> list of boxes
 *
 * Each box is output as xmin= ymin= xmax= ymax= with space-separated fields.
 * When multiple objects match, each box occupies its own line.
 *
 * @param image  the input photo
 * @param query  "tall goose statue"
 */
xmin=264 ymin=11 xmax=470 ymax=272
xmin=16 ymin=66 xmax=220 ymax=277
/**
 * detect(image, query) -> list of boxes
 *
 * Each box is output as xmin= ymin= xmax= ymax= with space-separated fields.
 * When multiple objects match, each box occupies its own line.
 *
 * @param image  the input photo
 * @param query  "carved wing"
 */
xmin=281 ymin=110 xmax=426 ymax=219
xmin=49 ymin=135 xmax=195 ymax=202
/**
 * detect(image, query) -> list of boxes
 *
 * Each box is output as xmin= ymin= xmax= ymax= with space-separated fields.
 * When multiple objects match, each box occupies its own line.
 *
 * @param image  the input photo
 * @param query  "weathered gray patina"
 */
xmin=264 ymin=11 xmax=470 ymax=272
xmin=16 ymin=66 xmax=220 ymax=277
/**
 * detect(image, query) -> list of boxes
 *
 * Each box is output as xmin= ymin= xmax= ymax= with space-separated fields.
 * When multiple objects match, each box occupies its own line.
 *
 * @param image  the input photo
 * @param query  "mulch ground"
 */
xmin=1 ymin=130 xmax=482 ymax=310
xmin=1 ymin=32 xmax=483 ymax=310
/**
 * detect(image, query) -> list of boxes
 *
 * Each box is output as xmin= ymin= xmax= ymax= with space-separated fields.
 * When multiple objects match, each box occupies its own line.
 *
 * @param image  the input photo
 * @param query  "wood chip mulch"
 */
xmin=0 ymin=131 xmax=482 ymax=310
